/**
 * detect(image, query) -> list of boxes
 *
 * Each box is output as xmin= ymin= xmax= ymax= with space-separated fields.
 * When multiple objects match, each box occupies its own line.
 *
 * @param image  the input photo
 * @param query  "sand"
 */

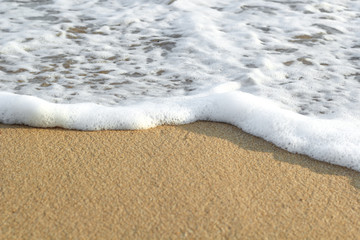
xmin=1 ymin=121 xmax=360 ymax=239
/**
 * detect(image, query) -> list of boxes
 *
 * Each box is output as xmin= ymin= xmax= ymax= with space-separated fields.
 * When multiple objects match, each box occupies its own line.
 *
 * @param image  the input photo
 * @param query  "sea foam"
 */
xmin=1 ymin=82 xmax=360 ymax=171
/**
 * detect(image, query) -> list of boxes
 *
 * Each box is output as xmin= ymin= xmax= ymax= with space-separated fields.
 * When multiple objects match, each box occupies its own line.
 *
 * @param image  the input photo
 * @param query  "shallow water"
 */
xmin=1 ymin=0 xmax=360 ymax=170
xmin=1 ymin=0 xmax=359 ymax=116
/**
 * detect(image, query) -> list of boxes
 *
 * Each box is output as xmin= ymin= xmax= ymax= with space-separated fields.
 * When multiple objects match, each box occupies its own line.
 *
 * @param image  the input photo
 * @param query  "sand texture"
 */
xmin=1 ymin=121 xmax=360 ymax=239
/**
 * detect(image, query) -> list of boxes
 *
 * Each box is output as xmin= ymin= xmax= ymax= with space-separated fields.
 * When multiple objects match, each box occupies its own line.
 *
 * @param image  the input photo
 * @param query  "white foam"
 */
xmin=1 ymin=86 xmax=360 ymax=171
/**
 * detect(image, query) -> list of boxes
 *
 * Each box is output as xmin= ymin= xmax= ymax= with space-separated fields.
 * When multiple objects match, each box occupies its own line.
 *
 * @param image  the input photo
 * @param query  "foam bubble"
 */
xmin=1 ymin=88 xmax=360 ymax=171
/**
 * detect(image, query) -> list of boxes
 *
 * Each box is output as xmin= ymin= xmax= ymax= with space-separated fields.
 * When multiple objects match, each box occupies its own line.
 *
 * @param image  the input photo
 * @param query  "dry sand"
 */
xmin=1 ymin=121 xmax=360 ymax=239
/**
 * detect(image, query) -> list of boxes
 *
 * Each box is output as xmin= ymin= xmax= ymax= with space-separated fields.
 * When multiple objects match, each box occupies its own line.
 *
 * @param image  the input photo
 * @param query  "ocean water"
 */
xmin=1 ymin=0 xmax=360 ymax=170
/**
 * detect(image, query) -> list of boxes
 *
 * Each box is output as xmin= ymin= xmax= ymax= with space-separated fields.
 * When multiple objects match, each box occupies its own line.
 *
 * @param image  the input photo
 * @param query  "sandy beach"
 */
xmin=1 ymin=121 xmax=360 ymax=239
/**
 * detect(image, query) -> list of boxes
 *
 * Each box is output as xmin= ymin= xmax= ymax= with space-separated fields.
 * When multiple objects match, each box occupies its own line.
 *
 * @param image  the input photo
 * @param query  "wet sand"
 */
xmin=1 ymin=121 xmax=360 ymax=239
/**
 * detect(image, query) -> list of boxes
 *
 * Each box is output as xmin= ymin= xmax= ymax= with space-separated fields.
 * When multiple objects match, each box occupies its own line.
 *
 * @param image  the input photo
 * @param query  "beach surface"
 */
xmin=1 ymin=121 xmax=360 ymax=239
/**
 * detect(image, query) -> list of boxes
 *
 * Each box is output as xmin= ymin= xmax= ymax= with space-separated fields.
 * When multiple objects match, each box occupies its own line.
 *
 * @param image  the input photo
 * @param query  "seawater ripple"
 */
xmin=0 ymin=0 xmax=359 ymax=118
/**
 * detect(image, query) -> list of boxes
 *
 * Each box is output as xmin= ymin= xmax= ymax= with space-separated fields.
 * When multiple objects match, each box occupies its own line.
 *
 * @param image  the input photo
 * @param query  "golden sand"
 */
xmin=1 ymin=122 xmax=360 ymax=239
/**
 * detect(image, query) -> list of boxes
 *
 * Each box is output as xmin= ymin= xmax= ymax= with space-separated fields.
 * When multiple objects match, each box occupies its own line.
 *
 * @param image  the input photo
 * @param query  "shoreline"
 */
xmin=1 ymin=121 xmax=360 ymax=238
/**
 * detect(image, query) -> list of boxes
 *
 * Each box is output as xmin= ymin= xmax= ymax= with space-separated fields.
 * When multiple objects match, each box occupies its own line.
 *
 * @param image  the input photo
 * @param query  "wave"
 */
xmin=1 ymin=82 xmax=360 ymax=171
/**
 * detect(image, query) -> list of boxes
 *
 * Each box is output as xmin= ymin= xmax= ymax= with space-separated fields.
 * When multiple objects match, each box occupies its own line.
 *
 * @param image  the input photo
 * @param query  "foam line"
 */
xmin=1 ymin=89 xmax=360 ymax=171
